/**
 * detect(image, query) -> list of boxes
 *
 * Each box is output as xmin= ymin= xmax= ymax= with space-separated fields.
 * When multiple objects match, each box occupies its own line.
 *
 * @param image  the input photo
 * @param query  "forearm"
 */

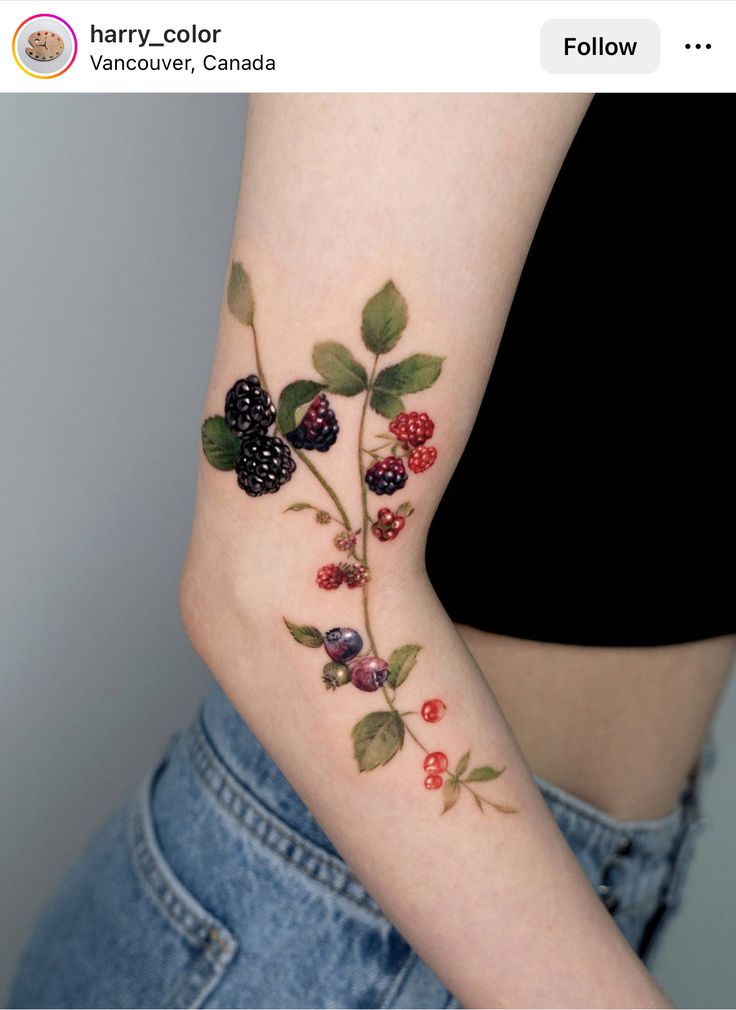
xmin=181 ymin=94 xmax=671 ymax=1008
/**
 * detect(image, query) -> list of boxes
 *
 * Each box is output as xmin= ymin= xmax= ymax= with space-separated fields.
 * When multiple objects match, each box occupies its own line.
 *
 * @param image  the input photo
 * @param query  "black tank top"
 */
xmin=426 ymin=94 xmax=735 ymax=647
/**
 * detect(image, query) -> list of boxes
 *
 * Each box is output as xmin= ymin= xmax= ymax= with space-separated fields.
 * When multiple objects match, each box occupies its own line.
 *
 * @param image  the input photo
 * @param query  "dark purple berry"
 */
xmin=286 ymin=394 xmax=339 ymax=452
xmin=365 ymin=456 xmax=408 ymax=496
xmin=235 ymin=433 xmax=296 ymax=496
xmin=324 ymin=627 xmax=363 ymax=663
xmin=349 ymin=656 xmax=389 ymax=692
xmin=225 ymin=375 xmax=276 ymax=438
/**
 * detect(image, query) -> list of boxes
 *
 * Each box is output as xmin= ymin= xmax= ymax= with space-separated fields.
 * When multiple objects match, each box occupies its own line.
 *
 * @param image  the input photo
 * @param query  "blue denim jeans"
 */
xmin=10 ymin=682 xmax=714 ymax=1009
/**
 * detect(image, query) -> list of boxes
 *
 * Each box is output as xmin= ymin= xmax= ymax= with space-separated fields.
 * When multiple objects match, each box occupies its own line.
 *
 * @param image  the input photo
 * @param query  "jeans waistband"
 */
xmin=199 ymin=680 xmax=715 ymax=862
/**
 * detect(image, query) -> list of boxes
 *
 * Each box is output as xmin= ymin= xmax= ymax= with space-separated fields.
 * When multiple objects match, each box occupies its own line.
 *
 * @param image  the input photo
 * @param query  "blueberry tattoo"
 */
xmin=207 ymin=263 xmax=515 ymax=816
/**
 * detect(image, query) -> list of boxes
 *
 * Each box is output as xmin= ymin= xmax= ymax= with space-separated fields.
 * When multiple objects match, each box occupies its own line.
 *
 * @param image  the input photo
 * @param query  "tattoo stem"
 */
xmin=357 ymin=354 xmax=381 ymax=656
xmin=250 ymin=321 xmax=268 ymax=391
xmin=290 ymin=447 xmax=353 ymax=530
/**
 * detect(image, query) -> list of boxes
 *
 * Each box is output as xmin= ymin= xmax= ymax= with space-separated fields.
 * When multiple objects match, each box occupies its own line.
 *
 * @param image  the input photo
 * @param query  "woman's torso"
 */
xmin=426 ymin=95 xmax=736 ymax=816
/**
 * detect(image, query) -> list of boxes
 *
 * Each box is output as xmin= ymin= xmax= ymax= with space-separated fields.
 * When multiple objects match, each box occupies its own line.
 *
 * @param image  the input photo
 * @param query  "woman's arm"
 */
xmin=181 ymin=94 xmax=671 ymax=1009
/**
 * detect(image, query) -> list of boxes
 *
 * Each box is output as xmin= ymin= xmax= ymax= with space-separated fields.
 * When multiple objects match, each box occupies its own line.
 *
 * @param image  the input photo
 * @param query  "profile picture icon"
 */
xmin=13 ymin=14 xmax=77 ymax=78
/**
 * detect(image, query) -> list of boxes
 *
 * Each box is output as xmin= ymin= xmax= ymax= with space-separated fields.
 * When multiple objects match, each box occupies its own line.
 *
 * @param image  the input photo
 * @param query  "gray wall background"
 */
xmin=1 ymin=95 xmax=734 ymax=1008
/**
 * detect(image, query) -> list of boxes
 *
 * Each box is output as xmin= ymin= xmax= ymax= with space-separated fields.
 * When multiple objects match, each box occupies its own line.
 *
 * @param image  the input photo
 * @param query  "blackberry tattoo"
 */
xmin=203 ymin=263 xmax=515 ymax=816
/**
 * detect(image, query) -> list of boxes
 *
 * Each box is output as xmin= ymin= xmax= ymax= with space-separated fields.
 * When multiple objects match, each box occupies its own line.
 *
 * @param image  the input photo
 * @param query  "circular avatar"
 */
xmin=25 ymin=30 xmax=65 ymax=62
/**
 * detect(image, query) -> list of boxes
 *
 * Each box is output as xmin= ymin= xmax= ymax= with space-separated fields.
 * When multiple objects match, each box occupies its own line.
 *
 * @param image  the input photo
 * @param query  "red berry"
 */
xmin=334 ymin=530 xmax=357 ymax=552
xmin=421 ymin=699 xmax=446 ymax=723
xmin=390 ymin=411 xmax=435 ymax=449
xmin=340 ymin=562 xmax=370 ymax=588
xmin=423 ymin=751 xmax=448 ymax=773
xmin=349 ymin=656 xmax=389 ymax=692
xmin=316 ymin=564 xmax=343 ymax=590
xmin=371 ymin=509 xmax=406 ymax=543
xmin=424 ymin=773 xmax=443 ymax=790
xmin=408 ymin=446 xmax=438 ymax=474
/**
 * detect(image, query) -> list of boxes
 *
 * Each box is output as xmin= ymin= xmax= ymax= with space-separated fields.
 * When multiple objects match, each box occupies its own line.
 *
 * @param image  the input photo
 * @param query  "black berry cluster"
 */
xmin=286 ymin=393 xmax=339 ymax=452
xmin=225 ymin=375 xmax=277 ymax=437
xmin=225 ymin=375 xmax=295 ymax=497
xmin=365 ymin=455 xmax=408 ymax=496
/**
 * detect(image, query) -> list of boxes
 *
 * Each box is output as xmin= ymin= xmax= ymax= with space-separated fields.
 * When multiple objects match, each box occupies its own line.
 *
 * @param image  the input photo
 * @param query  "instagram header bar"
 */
xmin=2 ymin=0 xmax=734 ymax=91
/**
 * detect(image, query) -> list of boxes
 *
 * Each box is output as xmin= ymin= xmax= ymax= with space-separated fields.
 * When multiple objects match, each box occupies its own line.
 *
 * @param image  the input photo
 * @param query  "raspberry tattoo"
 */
xmin=286 ymin=393 xmax=339 ymax=452
xmin=340 ymin=563 xmax=370 ymax=588
xmin=372 ymin=507 xmax=406 ymax=542
xmin=316 ymin=564 xmax=343 ymax=590
xmin=334 ymin=530 xmax=358 ymax=552
xmin=408 ymin=446 xmax=438 ymax=474
xmin=365 ymin=456 xmax=408 ymax=496
xmin=213 ymin=264 xmax=513 ymax=816
xmin=389 ymin=411 xmax=435 ymax=449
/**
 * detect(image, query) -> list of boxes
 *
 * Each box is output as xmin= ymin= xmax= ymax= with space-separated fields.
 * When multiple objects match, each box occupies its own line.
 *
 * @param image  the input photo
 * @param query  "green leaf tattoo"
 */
xmin=467 ymin=766 xmax=505 ymax=782
xmin=456 ymin=751 xmax=471 ymax=777
xmin=369 ymin=387 xmax=405 ymax=420
xmin=283 ymin=619 xmax=324 ymax=648
xmin=313 ymin=342 xmax=369 ymax=396
xmin=201 ymin=416 xmax=241 ymax=471
xmin=442 ymin=777 xmax=460 ymax=813
xmin=361 ymin=280 xmax=409 ymax=355
xmin=374 ymin=354 xmax=444 ymax=396
xmin=387 ymin=644 xmax=422 ymax=690
xmin=352 ymin=711 xmax=405 ymax=771
xmin=277 ymin=380 xmax=327 ymax=433
xmin=227 ymin=262 xmax=255 ymax=326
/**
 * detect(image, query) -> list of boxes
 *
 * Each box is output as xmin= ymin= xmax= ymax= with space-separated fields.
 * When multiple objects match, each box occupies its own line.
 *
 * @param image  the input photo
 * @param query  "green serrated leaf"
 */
xmin=373 ymin=354 xmax=444 ymax=396
xmin=370 ymin=388 xmax=405 ymax=420
xmin=442 ymin=777 xmax=460 ymax=814
xmin=387 ymin=644 xmax=422 ymax=690
xmin=352 ymin=711 xmax=404 ymax=772
xmin=396 ymin=502 xmax=414 ymax=518
xmin=285 ymin=503 xmax=318 ymax=512
xmin=201 ymin=416 xmax=241 ymax=471
xmin=467 ymin=766 xmax=505 ymax=782
xmin=312 ymin=342 xmax=368 ymax=396
xmin=227 ymin=262 xmax=255 ymax=326
xmin=283 ymin=618 xmax=324 ymax=648
xmin=456 ymin=751 xmax=471 ymax=777
xmin=361 ymin=281 xmax=408 ymax=355
xmin=277 ymin=380 xmax=327 ymax=433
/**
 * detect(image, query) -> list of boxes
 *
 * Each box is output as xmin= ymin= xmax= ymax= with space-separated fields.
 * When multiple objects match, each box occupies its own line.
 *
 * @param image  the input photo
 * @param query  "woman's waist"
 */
xmin=457 ymin=625 xmax=735 ymax=821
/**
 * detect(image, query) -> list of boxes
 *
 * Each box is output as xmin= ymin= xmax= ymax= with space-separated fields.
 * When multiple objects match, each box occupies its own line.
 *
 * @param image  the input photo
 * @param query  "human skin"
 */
xmin=181 ymin=94 xmax=678 ymax=1008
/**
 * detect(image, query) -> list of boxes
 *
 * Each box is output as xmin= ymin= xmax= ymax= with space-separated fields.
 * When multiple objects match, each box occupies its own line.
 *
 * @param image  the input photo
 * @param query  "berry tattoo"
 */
xmin=286 ymin=393 xmax=339 ymax=452
xmin=408 ymin=445 xmax=438 ymax=474
xmin=421 ymin=699 xmax=446 ymax=723
xmin=225 ymin=375 xmax=277 ymax=438
xmin=317 ymin=564 xmax=343 ymax=590
xmin=206 ymin=264 xmax=514 ymax=816
xmin=390 ymin=411 xmax=435 ymax=449
xmin=365 ymin=456 xmax=408 ymax=496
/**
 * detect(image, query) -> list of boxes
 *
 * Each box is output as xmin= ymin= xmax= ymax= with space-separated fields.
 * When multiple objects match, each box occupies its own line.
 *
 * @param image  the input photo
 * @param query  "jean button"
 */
xmin=616 ymin=835 xmax=633 ymax=857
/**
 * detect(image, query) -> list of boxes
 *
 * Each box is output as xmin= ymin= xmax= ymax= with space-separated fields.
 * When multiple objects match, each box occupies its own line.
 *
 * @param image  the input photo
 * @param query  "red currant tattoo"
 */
xmin=202 ymin=263 xmax=516 ymax=816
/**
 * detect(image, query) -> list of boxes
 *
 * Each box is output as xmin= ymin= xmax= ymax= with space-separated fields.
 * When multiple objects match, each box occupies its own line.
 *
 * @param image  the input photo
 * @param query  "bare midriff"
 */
xmin=458 ymin=625 xmax=735 ymax=821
